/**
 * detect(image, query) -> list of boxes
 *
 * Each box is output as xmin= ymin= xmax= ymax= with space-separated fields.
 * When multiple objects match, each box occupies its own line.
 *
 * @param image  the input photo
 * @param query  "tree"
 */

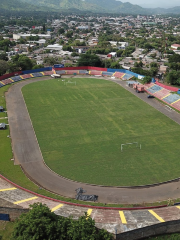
xmin=32 ymin=64 xmax=44 ymax=69
xmin=12 ymin=203 xmax=113 ymax=240
xmin=77 ymin=53 xmax=102 ymax=67
xmin=66 ymin=31 xmax=73 ymax=38
xmin=142 ymin=76 xmax=152 ymax=84
xmin=11 ymin=54 xmax=34 ymax=71
xmin=0 ymin=60 xmax=9 ymax=76
xmin=0 ymin=53 xmax=8 ymax=61
xmin=58 ymin=28 xmax=65 ymax=34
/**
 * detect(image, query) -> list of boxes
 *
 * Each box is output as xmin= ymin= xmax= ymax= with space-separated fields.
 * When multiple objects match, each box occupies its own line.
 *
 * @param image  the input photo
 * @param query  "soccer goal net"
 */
xmin=121 ymin=142 xmax=141 ymax=152
xmin=64 ymin=80 xmax=76 ymax=86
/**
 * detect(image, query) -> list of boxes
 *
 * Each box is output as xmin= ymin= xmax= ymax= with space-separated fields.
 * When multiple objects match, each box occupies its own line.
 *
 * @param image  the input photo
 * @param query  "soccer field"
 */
xmin=22 ymin=78 xmax=180 ymax=186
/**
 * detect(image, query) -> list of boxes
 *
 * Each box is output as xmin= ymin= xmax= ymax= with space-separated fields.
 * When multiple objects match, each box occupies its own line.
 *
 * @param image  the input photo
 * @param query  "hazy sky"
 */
xmin=121 ymin=0 xmax=180 ymax=8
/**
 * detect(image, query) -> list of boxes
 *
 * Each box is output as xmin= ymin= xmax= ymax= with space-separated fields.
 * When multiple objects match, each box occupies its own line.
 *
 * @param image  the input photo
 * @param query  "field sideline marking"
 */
xmin=148 ymin=210 xmax=165 ymax=222
xmin=51 ymin=204 xmax=64 ymax=212
xmin=0 ymin=187 xmax=17 ymax=192
xmin=14 ymin=197 xmax=38 ymax=204
xmin=119 ymin=211 xmax=127 ymax=224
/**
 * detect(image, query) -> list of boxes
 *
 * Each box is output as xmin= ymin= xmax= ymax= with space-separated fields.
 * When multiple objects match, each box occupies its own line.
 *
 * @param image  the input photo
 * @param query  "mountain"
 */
xmin=1 ymin=0 xmax=180 ymax=14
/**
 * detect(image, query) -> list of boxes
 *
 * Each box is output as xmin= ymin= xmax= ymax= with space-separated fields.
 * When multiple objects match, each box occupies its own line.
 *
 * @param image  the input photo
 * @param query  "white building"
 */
xmin=13 ymin=33 xmax=51 ymax=40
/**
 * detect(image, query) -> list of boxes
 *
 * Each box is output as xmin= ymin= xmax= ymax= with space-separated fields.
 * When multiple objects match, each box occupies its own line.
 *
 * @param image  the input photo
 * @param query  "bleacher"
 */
xmin=55 ymin=70 xmax=66 ymax=75
xmin=10 ymin=76 xmax=22 ymax=82
xmin=171 ymin=100 xmax=180 ymax=111
xmin=153 ymin=88 xmax=170 ymax=99
xmin=146 ymin=85 xmax=163 ymax=94
xmin=102 ymin=71 xmax=113 ymax=76
xmin=89 ymin=71 xmax=102 ymax=76
xmin=144 ymin=83 xmax=155 ymax=89
xmin=43 ymin=71 xmax=54 ymax=75
xmin=0 ymin=82 xmax=4 ymax=88
xmin=79 ymin=70 xmax=89 ymax=75
xmin=20 ymin=74 xmax=32 ymax=79
xmin=121 ymin=73 xmax=133 ymax=80
xmin=1 ymin=79 xmax=12 ymax=85
xmin=66 ymin=70 xmax=79 ymax=75
xmin=113 ymin=72 xmax=125 ymax=79
xmin=163 ymin=94 xmax=180 ymax=104
xmin=31 ymin=72 xmax=43 ymax=78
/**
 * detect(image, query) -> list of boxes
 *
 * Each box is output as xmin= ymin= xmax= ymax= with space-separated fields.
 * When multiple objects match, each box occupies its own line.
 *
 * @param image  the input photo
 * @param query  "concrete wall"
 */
xmin=0 ymin=207 xmax=28 ymax=221
xmin=115 ymin=220 xmax=180 ymax=240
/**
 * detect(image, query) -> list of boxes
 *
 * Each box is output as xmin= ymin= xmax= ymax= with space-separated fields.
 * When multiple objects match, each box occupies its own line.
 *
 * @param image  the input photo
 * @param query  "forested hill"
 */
xmin=1 ymin=0 xmax=180 ymax=14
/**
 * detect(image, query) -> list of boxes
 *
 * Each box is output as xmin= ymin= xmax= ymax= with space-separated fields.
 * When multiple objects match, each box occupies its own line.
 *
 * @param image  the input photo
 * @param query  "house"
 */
xmin=0 ymin=106 xmax=4 ymax=112
xmin=171 ymin=44 xmax=180 ymax=50
xmin=0 ymin=123 xmax=6 ymax=130
xmin=107 ymin=52 xmax=117 ymax=58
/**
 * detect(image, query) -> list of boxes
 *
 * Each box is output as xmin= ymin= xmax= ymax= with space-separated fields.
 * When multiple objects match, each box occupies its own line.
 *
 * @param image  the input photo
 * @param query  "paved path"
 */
xmin=5 ymin=76 xmax=180 ymax=204
xmin=0 ymin=177 xmax=180 ymax=236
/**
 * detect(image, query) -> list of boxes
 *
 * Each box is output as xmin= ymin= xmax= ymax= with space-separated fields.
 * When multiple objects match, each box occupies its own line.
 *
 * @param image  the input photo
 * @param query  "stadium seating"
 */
xmin=146 ymin=85 xmax=163 ymax=94
xmin=163 ymin=94 xmax=180 ymax=104
xmin=121 ymin=73 xmax=133 ymax=80
xmin=66 ymin=70 xmax=79 ymax=75
xmin=102 ymin=71 xmax=113 ymax=76
xmin=89 ymin=71 xmax=102 ymax=75
xmin=153 ymin=88 xmax=170 ymax=99
xmin=55 ymin=70 xmax=66 ymax=75
xmin=0 ymin=82 xmax=4 ymax=88
xmin=144 ymin=83 xmax=155 ymax=89
xmin=10 ymin=76 xmax=22 ymax=82
xmin=43 ymin=71 xmax=54 ymax=75
xmin=113 ymin=72 xmax=125 ymax=79
xmin=79 ymin=70 xmax=89 ymax=75
xmin=171 ymin=100 xmax=180 ymax=111
xmin=31 ymin=72 xmax=43 ymax=78
xmin=1 ymin=79 xmax=12 ymax=85
xmin=20 ymin=74 xmax=32 ymax=79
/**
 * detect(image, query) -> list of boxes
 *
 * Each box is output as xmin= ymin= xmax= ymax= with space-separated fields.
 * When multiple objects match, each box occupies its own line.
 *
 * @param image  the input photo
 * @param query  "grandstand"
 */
xmin=113 ymin=72 xmax=125 ymax=79
xmin=66 ymin=70 xmax=79 ymax=75
xmin=20 ymin=74 xmax=32 ymax=80
xmin=0 ymin=82 xmax=4 ymax=88
xmin=163 ymin=94 xmax=180 ymax=105
xmin=121 ymin=73 xmax=133 ymax=80
xmin=31 ymin=72 xmax=43 ymax=78
xmin=144 ymin=83 xmax=155 ymax=89
xmin=102 ymin=71 xmax=113 ymax=76
xmin=89 ymin=71 xmax=102 ymax=76
xmin=55 ymin=70 xmax=66 ymax=75
xmin=79 ymin=70 xmax=89 ymax=75
xmin=43 ymin=71 xmax=55 ymax=76
xmin=146 ymin=85 xmax=163 ymax=94
xmin=171 ymin=100 xmax=180 ymax=111
xmin=153 ymin=88 xmax=170 ymax=99
xmin=10 ymin=76 xmax=22 ymax=82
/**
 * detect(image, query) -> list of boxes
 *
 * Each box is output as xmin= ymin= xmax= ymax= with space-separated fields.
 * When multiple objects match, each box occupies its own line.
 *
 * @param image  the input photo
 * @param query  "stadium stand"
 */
xmin=171 ymin=100 xmax=180 ymax=111
xmin=1 ymin=79 xmax=12 ymax=85
xmin=31 ymin=72 xmax=43 ymax=78
xmin=79 ymin=70 xmax=89 ymax=75
xmin=153 ymin=88 xmax=170 ymax=99
xmin=89 ymin=71 xmax=102 ymax=75
xmin=65 ymin=70 xmax=79 ymax=75
xmin=121 ymin=73 xmax=133 ymax=80
xmin=43 ymin=71 xmax=54 ymax=76
xmin=10 ymin=76 xmax=22 ymax=82
xmin=0 ymin=82 xmax=4 ymax=88
xmin=102 ymin=71 xmax=113 ymax=76
xmin=146 ymin=85 xmax=163 ymax=94
xmin=163 ymin=94 xmax=180 ymax=105
xmin=55 ymin=70 xmax=66 ymax=75
xmin=144 ymin=83 xmax=155 ymax=89
xmin=113 ymin=72 xmax=125 ymax=79
xmin=20 ymin=74 xmax=32 ymax=79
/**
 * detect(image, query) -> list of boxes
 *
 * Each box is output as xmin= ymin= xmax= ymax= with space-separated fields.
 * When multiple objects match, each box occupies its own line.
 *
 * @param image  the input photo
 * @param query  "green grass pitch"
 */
xmin=22 ymin=78 xmax=180 ymax=186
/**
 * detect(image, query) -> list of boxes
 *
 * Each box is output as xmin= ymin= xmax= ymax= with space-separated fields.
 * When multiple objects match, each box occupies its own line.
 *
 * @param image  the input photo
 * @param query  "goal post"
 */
xmin=121 ymin=142 xmax=141 ymax=152
xmin=64 ymin=80 xmax=76 ymax=86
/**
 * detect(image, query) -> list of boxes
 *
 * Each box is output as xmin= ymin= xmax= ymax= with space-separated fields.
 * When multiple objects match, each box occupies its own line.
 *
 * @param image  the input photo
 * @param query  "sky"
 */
xmin=121 ymin=0 xmax=180 ymax=8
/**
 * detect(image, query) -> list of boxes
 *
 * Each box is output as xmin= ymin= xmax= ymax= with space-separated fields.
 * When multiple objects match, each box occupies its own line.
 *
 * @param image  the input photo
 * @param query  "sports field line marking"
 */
xmin=14 ymin=197 xmax=38 ymax=204
xmin=148 ymin=210 xmax=165 ymax=222
xmin=51 ymin=204 xmax=64 ymax=212
xmin=0 ymin=187 xmax=17 ymax=192
xmin=86 ymin=209 xmax=93 ymax=219
xmin=119 ymin=211 xmax=127 ymax=224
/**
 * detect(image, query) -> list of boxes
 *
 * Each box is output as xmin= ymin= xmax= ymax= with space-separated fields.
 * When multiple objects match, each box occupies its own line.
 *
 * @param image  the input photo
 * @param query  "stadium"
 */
xmin=1 ymin=66 xmax=180 ymax=204
xmin=1 ymin=66 xmax=180 ymax=237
